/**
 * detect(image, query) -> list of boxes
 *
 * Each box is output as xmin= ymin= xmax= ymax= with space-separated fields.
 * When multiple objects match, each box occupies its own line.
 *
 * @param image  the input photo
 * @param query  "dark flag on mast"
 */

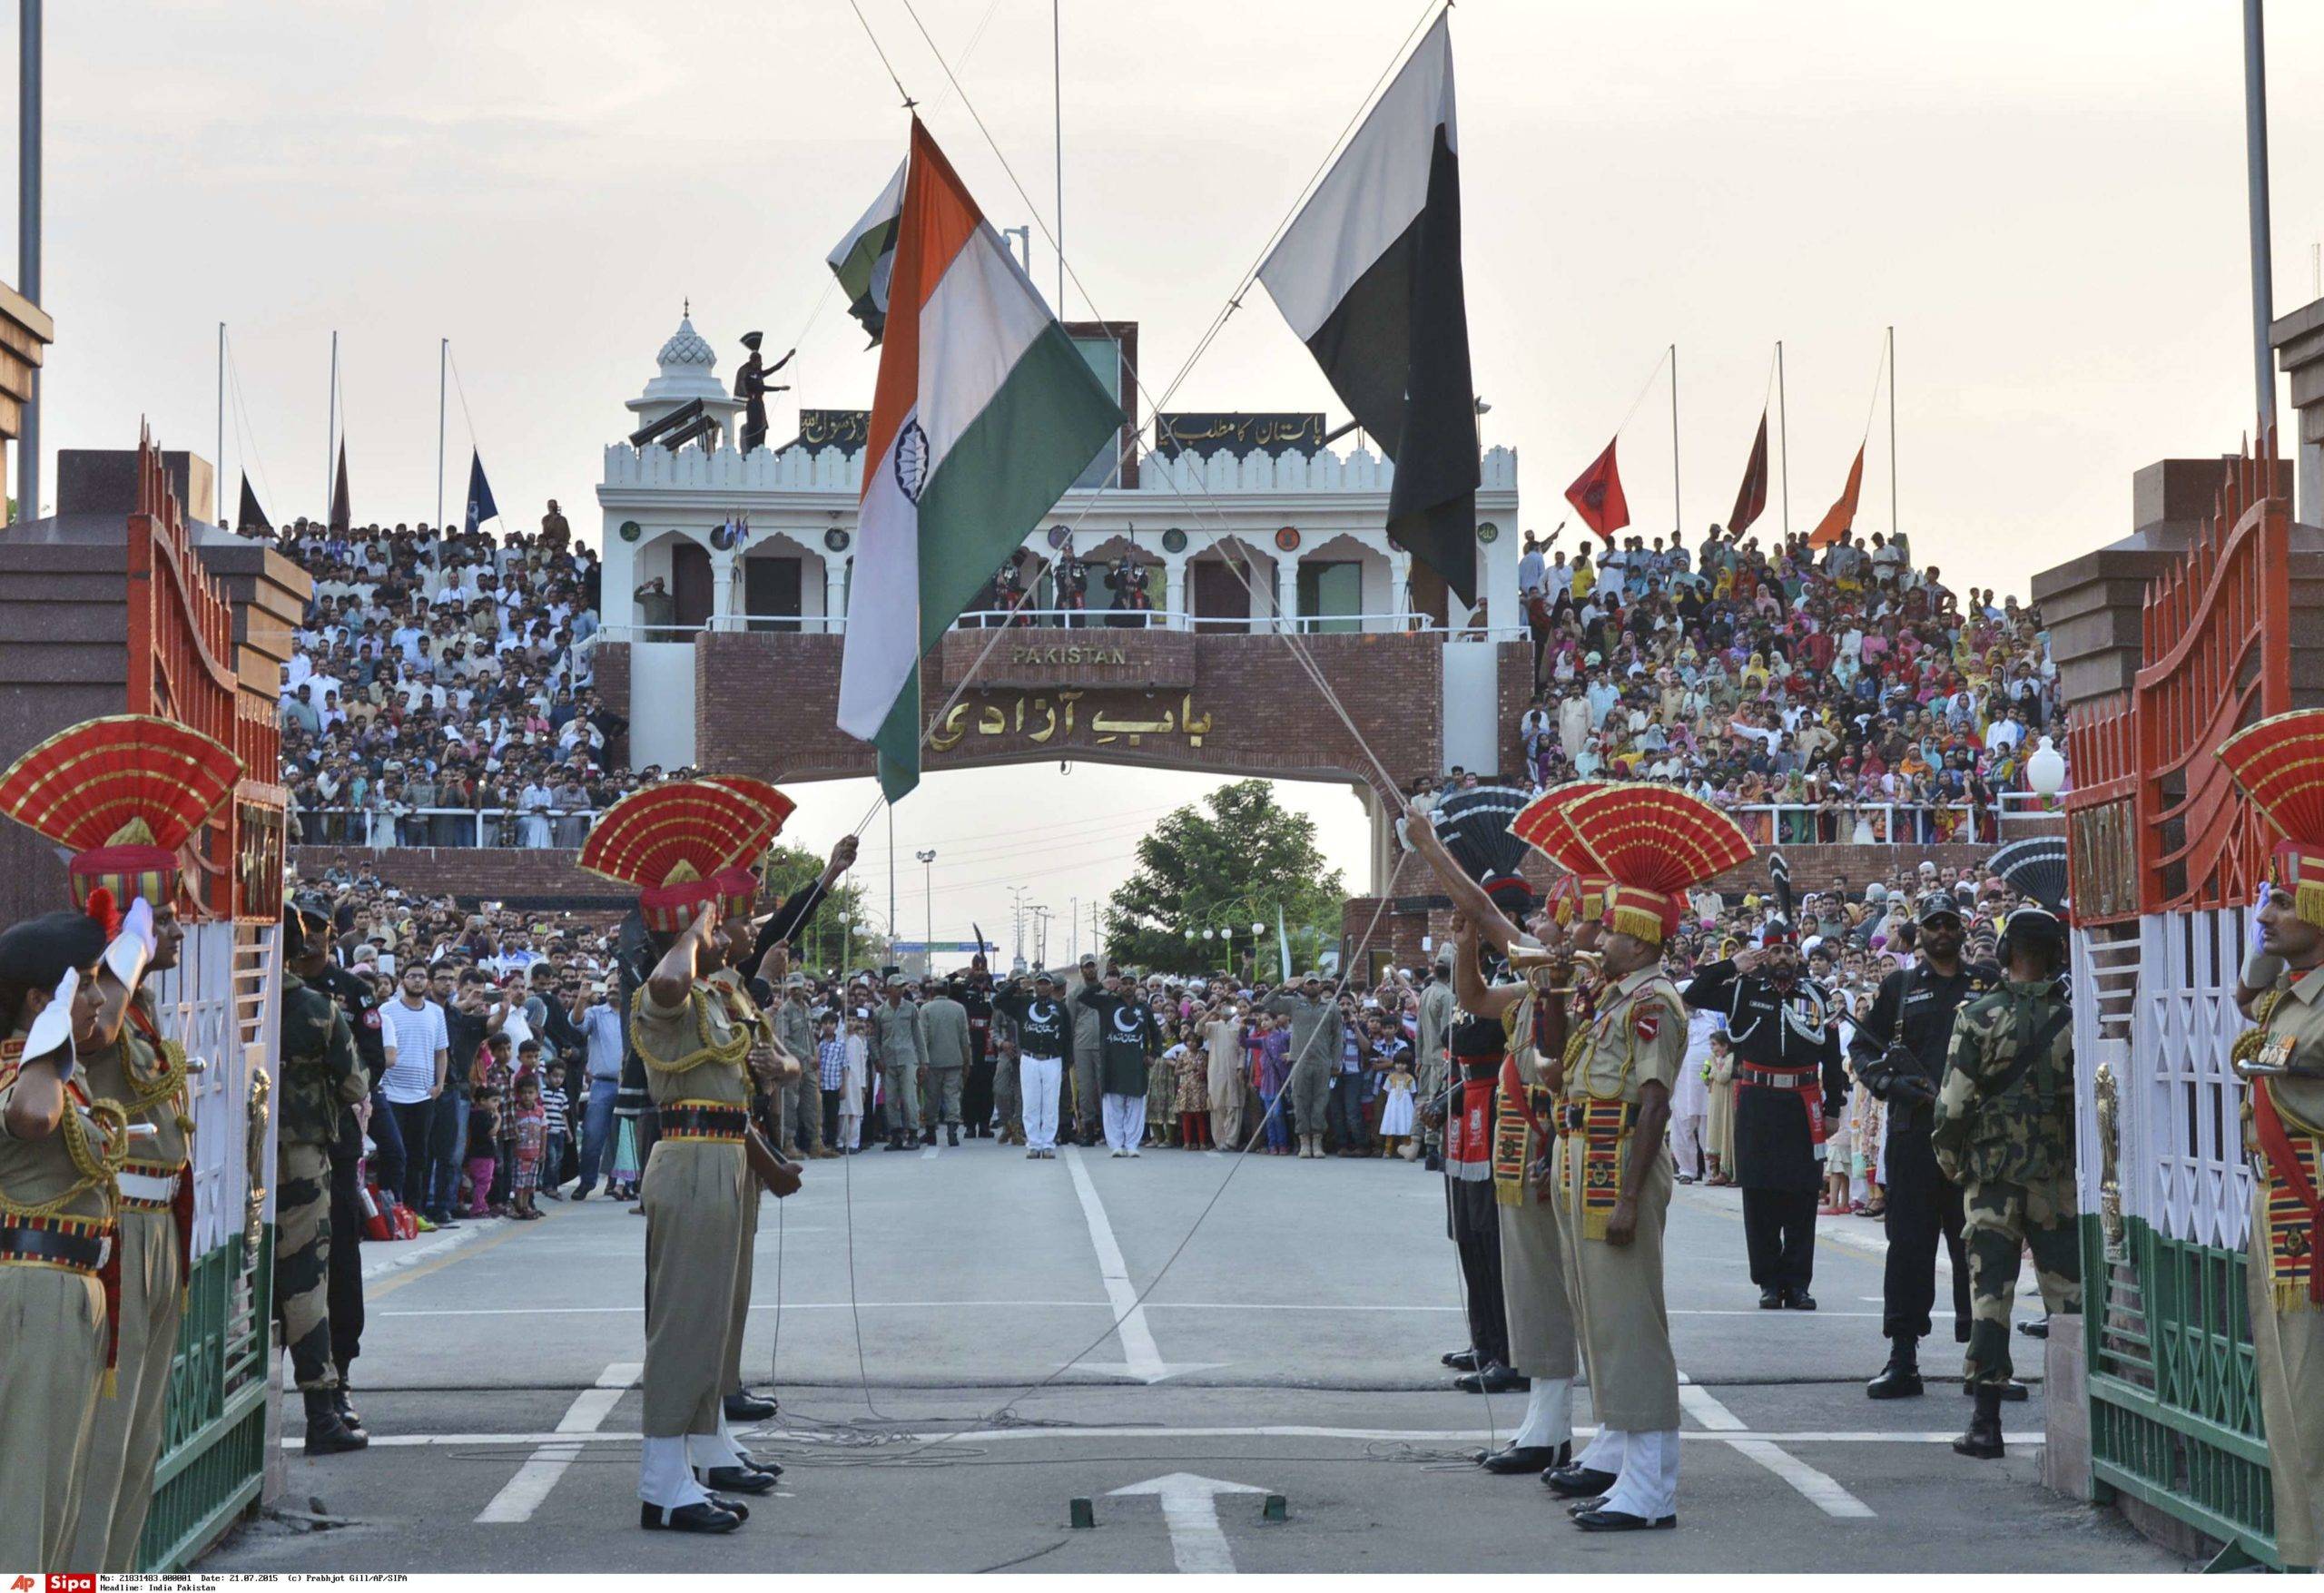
xmin=463 ymin=448 xmax=500 ymax=537
xmin=1728 ymin=409 xmax=1770 ymax=536
xmin=1565 ymin=438 xmax=1630 ymax=543
xmin=237 ymin=474 xmax=272 ymax=536
xmin=329 ymin=438 xmax=350 ymax=534
xmin=1257 ymin=13 xmax=1478 ymax=604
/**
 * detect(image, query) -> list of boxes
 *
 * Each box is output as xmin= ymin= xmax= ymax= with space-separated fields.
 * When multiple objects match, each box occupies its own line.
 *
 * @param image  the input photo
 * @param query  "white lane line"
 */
xmin=1679 ymin=1377 xmax=1875 ymax=1518
xmin=1728 ymin=1439 xmax=1879 ymax=1518
xmin=1061 ymin=1146 xmax=1170 ymax=1383
xmin=473 ymin=1361 xmax=640 ymax=1524
xmin=300 ymin=1423 xmax=2039 ymax=1450
xmin=921 ymin=1144 xmax=940 ymax=1159
xmin=378 ymin=1300 xmax=1881 ymax=1320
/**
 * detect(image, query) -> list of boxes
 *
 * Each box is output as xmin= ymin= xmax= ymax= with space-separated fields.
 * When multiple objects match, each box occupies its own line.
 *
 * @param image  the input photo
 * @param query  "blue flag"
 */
xmin=463 ymin=448 xmax=499 ymax=537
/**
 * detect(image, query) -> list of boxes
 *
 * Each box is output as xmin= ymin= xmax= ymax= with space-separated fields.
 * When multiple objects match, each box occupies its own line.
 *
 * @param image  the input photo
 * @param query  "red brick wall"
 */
xmin=290 ymin=845 xmax=629 ymax=910
xmin=684 ymin=631 xmax=1450 ymax=790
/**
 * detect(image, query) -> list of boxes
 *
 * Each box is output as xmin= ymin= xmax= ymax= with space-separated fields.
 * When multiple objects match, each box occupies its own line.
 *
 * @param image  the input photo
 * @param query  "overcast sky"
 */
xmin=20 ymin=1 xmax=2324 ymax=962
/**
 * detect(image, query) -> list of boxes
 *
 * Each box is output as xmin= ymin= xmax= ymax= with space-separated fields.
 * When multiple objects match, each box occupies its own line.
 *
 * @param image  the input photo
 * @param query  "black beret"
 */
xmin=0 ymin=910 xmax=108 ymax=988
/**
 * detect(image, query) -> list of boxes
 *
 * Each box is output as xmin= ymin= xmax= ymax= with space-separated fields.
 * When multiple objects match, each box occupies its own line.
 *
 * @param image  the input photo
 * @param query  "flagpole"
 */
xmin=215 ymin=322 xmax=224 ymax=524
xmin=437 ymin=338 xmax=448 ymax=529
xmin=1052 ymin=0 xmax=1065 ymax=315
xmin=326 ymin=330 xmax=338 ymax=520
xmin=1668 ymin=342 xmax=1681 ymax=538
xmin=1886 ymin=326 xmax=1898 ymax=537
xmin=1776 ymin=339 xmax=1790 ymax=539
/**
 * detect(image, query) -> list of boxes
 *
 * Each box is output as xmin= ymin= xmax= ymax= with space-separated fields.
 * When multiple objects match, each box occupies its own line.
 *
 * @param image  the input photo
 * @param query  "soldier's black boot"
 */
xmin=1953 ymin=1384 xmax=2004 ymax=1459
xmin=303 ymin=1388 xmax=369 ymax=1455
xmin=1866 ymin=1337 xmax=1924 ymax=1400
xmin=333 ymin=1378 xmax=367 ymax=1433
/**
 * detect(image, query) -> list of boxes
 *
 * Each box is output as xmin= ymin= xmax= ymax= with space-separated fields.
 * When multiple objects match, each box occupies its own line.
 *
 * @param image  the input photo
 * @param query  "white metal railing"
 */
xmin=291 ymin=805 xmax=602 ymax=850
xmin=615 ymin=607 xmax=1452 ymax=641
xmin=1502 ymin=798 xmax=2061 ymax=847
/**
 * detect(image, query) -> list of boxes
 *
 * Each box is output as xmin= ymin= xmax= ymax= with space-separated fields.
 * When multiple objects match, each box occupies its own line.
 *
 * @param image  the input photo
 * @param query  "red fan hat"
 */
xmin=0 ymin=713 xmax=243 ymax=924
xmin=1513 ymin=781 xmax=1614 ymax=928
xmin=699 ymin=776 xmax=798 ymax=915
xmin=576 ymin=780 xmax=787 ymax=935
xmin=2219 ymin=709 xmax=2324 ymax=929
xmin=1559 ymin=783 xmax=1756 ymax=946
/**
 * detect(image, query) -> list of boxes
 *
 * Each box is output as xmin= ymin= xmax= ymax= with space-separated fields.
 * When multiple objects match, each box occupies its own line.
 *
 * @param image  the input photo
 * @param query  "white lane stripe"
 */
xmin=921 ymin=1144 xmax=940 ymax=1160
xmin=1728 ymin=1438 xmax=1879 ymax=1519
xmin=1678 ymin=1382 xmax=1748 ymax=1431
xmin=1061 ymin=1146 xmax=1168 ymax=1382
xmin=380 ymin=1300 xmax=1885 ymax=1319
xmin=301 ymin=1423 xmax=2038 ymax=1451
xmin=473 ymin=1361 xmax=640 ymax=1524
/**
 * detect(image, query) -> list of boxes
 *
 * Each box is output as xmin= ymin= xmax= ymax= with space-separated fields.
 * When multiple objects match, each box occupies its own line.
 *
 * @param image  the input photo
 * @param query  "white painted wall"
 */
xmin=1441 ymin=641 xmax=1501 ymax=776
xmin=627 ymin=642 xmax=698 ymax=769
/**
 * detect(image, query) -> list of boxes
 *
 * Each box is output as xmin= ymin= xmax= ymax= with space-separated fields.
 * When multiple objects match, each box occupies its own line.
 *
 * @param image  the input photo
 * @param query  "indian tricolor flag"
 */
xmin=837 ymin=120 xmax=1124 ymax=800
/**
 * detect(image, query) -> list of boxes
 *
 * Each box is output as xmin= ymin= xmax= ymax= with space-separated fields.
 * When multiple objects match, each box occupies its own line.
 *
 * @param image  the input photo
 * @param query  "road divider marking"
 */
xmin=474 ymin=1361 xmax=641 ymax=1524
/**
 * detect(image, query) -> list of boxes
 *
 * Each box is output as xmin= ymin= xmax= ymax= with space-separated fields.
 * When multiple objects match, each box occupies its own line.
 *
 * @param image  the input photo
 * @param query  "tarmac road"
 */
xmin=205 ymin=1139 xmax=2180 ymax=1574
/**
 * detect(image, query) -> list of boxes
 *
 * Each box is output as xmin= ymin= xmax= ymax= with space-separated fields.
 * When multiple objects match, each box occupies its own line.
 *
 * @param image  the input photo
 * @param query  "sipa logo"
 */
xmin=52 ymin=1577 xmax=97 ymax=1593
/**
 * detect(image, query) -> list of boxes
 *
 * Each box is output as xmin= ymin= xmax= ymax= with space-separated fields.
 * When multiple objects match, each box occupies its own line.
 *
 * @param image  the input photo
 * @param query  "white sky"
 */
xmin=20 ymin=0 xmax=2324 ymax=957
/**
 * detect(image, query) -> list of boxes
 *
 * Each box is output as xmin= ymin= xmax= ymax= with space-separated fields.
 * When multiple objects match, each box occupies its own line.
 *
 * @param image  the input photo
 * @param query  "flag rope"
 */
xmin=222 ymin=328 xmax=278 ymax=527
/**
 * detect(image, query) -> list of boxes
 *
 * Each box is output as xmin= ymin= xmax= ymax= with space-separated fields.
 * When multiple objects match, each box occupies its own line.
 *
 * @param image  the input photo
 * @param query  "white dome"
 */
xmin=657 ymin=314 xmax=715 ymax=371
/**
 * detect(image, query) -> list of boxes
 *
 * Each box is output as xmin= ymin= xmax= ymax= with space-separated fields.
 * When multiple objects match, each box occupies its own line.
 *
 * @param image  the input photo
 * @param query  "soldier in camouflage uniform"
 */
xmin=276 ymin=901 xmax=371 ymax=1455
xmin=1930 ymin=903 xmax=2079 ymax=1460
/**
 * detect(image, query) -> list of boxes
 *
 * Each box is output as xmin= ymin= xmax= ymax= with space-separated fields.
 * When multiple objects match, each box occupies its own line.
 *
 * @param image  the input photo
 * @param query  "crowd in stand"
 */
xmin=1499 ymin=524 xmax=2064 ymax=841
xmin=259 ymin=506 xmax=647 ymax=849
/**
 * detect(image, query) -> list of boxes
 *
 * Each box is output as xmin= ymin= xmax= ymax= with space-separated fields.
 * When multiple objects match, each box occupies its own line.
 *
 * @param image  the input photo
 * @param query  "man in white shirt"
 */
xmin=378 ymin=965 xmax=452 ymax=1226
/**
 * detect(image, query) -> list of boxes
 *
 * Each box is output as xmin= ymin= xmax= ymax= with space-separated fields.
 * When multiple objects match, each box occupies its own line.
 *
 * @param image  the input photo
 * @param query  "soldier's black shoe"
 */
xmin=706 ymin=1495 xmax=750 ymax=1522
xmin=1784 ymin=1290 xmax=1818 ymax=1311
xmin=724 ymin=1391 xmax=777 ymax=1421
xmin=1565 ymin=1495 xmax=1610 ymax=1516
xmin=1758 ymin=1287 xmax=1784 ymax=1310
xmin=1455 ymin=1363 xmax=1528 ymax=1394
xmin=1962 ymin=1377 xmax=2030 ymax=1402
xmin=332 ymin=1386 xmax=367 ymax=1432
xmin=301 ymin=1391 xmax=368 ymax=1455
xmin=702 ymin=1465 xmax=779 ymax=1495
xmin=1480 ymin=1442 xmax=1568 ymax=1475
xmin=1953 ymin=1385 xmax=2005 ymax=1459
xmin=883 ymin=1135 xmax=911 ymax=1152
xmin=1573 ymin=1509 xmax=1677 ymax=1531
xmin=948 ymin=1126 xmax=961 ymax=1147
xmin=1423 ymin=1151 xmax=1444 ymax=1172
xmin=2018 ymin=1318 xmax=2050 ymax=1340
xmin=1543 ymin=1464 xmax=1620 ymax=1498
xmin=1866 ymin=1342 xmax=1924 ymax=1400
xmin=640 ymin=1501 xmax=742 ymax=1534
xmin=1442 ymin=1347 xmax=1480 ymax=1372
xmin=1955 ymin=1320 xmax=1972 ymax=1343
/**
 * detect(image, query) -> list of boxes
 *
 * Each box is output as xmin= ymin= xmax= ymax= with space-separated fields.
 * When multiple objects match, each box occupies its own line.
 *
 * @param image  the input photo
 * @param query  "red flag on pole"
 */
xmin=1728 ymin=409 xmax=1769 ymax=536
xmin=1807 ymin=443 xmax=1865 ymax=548
xmin=1564 ymin=438 xmax=1630 ymax=543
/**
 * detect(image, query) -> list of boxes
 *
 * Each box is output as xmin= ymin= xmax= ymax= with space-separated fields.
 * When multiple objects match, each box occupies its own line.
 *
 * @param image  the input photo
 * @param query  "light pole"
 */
xmin=915 ymin=849 xmax=936 ymax=977
xmin=1009 ymin=885 xmax=1029 ymax=970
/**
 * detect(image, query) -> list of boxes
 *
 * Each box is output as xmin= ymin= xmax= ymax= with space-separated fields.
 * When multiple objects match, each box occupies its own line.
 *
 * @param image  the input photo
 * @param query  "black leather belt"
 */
xmin=1738 ymin=1065 xmax=1820 ymax=1088
xmin=657 ymin=1104 xmax=749 ymax=1142
xmin=0 ymin=1222 xmax=107 ymax=1273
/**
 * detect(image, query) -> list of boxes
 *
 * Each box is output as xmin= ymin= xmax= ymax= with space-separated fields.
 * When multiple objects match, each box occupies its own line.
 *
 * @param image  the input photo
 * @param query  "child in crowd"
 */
xmin=465 ymin=1085 xmax=502 ymax=1217
xmin=838 ymin=1014 xmax=869 ymax=1153
xmin=1172 ymin=1028 xmax=1211 ymax=1149
xmin=1376 ymin=1057 xmax=1417 ymax=1159
xmin=528 ymin=1040 xmax=569 ymax=1199
xmin=511 ymin=1072 xmax=547 ymax=1220
xmin=479 ymin=1033 xmax=517 ymax=1214
xmin=1704 ymin=1031 xmax=1736 ymax=1186
xmin=1147 ymin=1024 xmax=1179 ymax=1147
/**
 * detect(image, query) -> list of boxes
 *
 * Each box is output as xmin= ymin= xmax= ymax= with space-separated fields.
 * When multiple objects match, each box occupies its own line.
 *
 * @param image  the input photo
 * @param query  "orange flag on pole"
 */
xmin=1807 ymin=442 xmax=1864 ymax=549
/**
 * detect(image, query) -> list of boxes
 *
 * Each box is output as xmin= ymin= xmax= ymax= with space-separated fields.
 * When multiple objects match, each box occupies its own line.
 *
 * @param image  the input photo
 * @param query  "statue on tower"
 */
xmin=733 ymin=330 xmax=794 ymax=455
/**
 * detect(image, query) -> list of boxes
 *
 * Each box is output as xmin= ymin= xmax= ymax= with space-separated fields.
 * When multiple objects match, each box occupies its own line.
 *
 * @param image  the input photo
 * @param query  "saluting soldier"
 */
xmin=576 ymin=780 xmax=801 ymax=1534
xmin=1536 ymin=784 xmax=1756 ymax=1532
xmin=0 ymin=713 xmax=246 ymax=1566
xmin=278 ymin=901 xmax=372 ymax=1457
xmin=1930 ymin=901 xmax=2078 ymax=1460
xmin=2217 ymin=712 xmax=2324 ymax=1568
xmin=0 ymin=910 xmax=126 ymax=1571
xmin=1684 ymin=918 xmax=1846 ymax=1310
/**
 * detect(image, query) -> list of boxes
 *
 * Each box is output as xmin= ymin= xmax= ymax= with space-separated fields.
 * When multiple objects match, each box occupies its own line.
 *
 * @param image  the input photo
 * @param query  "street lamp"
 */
xmin=915 ymin=849 xmax=936 ymax=976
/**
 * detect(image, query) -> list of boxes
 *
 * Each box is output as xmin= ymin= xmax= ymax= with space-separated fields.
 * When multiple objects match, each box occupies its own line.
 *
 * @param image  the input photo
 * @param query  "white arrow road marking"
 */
xmin=1062 ymin=1147 xmax=1221 ymax=1383
xmin=474 ymin=1361 xmax=640 ymax=1523
xmin=1679 ymin=1377 xmax=1874 ymax=1518
xmin=1108 ymin=1472 xmax=1267 ymax=1574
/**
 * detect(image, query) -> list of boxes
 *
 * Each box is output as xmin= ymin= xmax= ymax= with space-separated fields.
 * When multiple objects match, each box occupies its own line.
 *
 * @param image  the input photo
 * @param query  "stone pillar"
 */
xmin=1387 ymin=546 xmax=1413 ymax=632
xmin=708 ymin=546 xmax=737 ymax=630
xmin=825 ymin=557 xmax=849 ymax=636
xmin=1160 ymin=551 xmax=1190 ymax=629
xmin=1275 ymin=551 xmax=1299 ymax=634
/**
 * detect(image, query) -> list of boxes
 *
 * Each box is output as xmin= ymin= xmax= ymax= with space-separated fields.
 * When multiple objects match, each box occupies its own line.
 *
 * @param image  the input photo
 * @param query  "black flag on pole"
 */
xmin=237 ymin=473 xmax=272 ymax=536
xmin=329 ymin=438 xmax=351 ymax=534
xmin=1257 ymin=13 xmax=1478 ymax=604
xmin=463 ymin=448 xmax=500 ymax=537
xmin=1728 ymin=408 xmax=1770 ymax=536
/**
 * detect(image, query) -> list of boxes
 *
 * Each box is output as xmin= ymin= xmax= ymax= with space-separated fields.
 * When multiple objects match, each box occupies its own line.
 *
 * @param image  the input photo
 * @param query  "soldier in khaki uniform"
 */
xmin=1930 ymin=904 xmax=2078 ymax=1461
xmin=0 ymin=713 xmax=247 ymax=1567
xmin=0 ymin=910 xmax=124 ymax=1572
xmin=278 ymin=903 xmax=372 ymax=1457
xmin=1529 ymin=784 xmax=1756 ymax=1532
xmin=576 ymin=779 xmax=799 ymax=1535
xmin=2219 ymin=712 xmax=2324 ymax=1569
xmin=920 ymin=979 xmax=972 ymax=1146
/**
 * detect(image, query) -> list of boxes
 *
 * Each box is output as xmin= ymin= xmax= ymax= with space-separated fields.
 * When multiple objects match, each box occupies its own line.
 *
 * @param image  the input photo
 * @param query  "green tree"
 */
xmin=1100 ymin=780 xmax=1344 ymax=978
xmin=755 ymin=841 xmax=874 ymax=978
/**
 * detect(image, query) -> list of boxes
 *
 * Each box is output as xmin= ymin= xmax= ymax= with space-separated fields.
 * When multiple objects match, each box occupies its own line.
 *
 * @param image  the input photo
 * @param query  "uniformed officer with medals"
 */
xmin=2217 ymin=711 xmax=2324 ymax=1568
xmin=576 ymin=780 xmax=803 ymax=1535
xmin=1533 ymin=784 xmax=1756 ymax=1530
xmin=1684 ymin=865 xmax=1846 ymax=1310
xmin=0 ymin=713 xmax=248 ymax=1566
xmin=0 ymin=909 xmax=128 ymax=1572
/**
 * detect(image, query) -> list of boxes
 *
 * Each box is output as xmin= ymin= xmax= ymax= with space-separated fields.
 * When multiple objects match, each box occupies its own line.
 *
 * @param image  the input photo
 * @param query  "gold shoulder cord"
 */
xmin=629 ymin=986 xmax=751 ymax=1076
xmin=111 ymin=1027 xmax=195 ymax=1136
xmin=0 ymin=1057 xmax=132 ymax=1225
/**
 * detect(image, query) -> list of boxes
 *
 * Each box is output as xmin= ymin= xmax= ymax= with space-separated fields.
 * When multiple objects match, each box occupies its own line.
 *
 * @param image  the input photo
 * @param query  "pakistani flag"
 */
xmin=837 ymin=119 xmax=1124 ymax=801
xmin=1257 ymin=12 xmax=1478 ymax=603
xmin=463 ymin=447 xmax=499 ymax=537
xmin=828 ymin=160 xmax=906 ymax=346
